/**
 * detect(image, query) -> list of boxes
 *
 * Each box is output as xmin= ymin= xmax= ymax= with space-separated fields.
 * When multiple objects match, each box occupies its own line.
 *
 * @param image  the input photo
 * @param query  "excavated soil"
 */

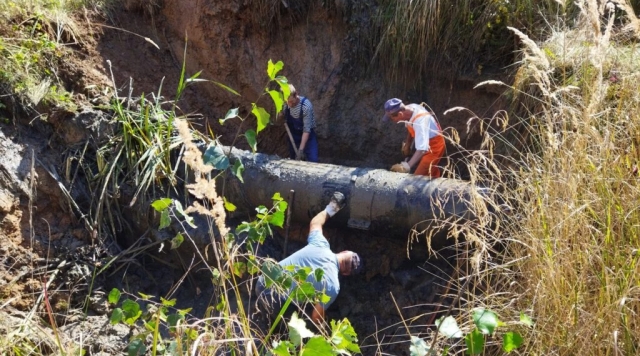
xmin=0 ymin=1 xmax=508 ymax=355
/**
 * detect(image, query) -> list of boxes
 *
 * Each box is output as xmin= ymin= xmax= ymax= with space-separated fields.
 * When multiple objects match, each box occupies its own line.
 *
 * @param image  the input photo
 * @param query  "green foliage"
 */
xmin=271 ymin=313 xmax=360 ymax=355
xmin=203 ymin=143 xmax=230 ymax=170
xmin=235 ymin=193 xmax=288 ymax=246
xmin=502 ymin=332 xmax=523 ymax=352
xmin=0 ymin=1 xmax=76 ymax=113
xmin=410 ymin=336 xmax=432 ymax=356
xmin=108 ymin=289 xmax=196 ymax=355
xmin=216 ymin=59 xmax=289 ymax=151
xmin=108 ymin=288 xmax=122 ymax=304
xmin=435 ymin=315 xmax=463 ymax=338
xmin=418 ymin=310 xmax=531 ymax=354
xmin=464 ymin=329 xmax=484 ymax=355
xmin=472 ymin=308 xmax=499 ymax=335
xmin=150 ymin=198 xmax=197 ymax=233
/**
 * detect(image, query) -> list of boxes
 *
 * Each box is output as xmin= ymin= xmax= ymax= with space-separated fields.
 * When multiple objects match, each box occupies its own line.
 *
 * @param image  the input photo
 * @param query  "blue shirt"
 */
xmin=277 ymin=229 xmax=340 ymax=309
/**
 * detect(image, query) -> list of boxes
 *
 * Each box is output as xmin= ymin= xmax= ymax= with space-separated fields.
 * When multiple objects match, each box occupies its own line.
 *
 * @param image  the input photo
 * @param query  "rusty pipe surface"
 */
xmin=222 ymin=147 xmax=487 ymax=244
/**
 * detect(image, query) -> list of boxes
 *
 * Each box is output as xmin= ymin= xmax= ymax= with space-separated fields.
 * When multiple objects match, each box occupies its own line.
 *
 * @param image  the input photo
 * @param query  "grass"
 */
xmin=2 ymin=0 xmax=640 ymax=355
xmin=372 ymin=0 xmax=573 ymax=83
xmin=453 ymin=2 xmax=640 ymax=354
xmin=0 ymin=0 xmax=86 ymax=114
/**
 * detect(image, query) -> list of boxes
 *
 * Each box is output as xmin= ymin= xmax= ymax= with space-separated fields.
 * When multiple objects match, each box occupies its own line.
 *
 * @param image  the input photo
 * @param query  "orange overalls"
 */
xmin=406 ymin=112 xmax=445 ymax=178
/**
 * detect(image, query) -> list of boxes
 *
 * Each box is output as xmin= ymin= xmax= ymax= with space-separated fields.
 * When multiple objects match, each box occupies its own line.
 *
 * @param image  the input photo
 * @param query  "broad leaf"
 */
xmin=138 ymin=292 xmax=153 ymax=300
xmin=151 ymin=198 xmax=172 ymax=212
xmin=520 ymin=312 xmax=534 ymax=327
xmin=276 ymin=76 xmax=290 ymax=99
xmin=178 ymin=308 xmax=192 ymax=316
xmin=219 ymin=107 xmax=239 ymax=125
xmin=245 ymin=129 xmax=257 ymax=152
xmin=231 ymin=159 xmax=244 ymax=183
xmin=216 ymin=299 xmax=226 ymax=312
xmin=436 ymin=316 xmax=463 ymax=338
xmin=161 ymin=297 xmax=176 ymax=307
xmin=174 ymin=200 xmax=196 ymax=228
xmin=267 ymin=59 xmax=284 ymax=80
xmin=292 ymin=282 xmax=316 ymax=302
xmin=268 ymin=89 xmax=285 ymax=112
xmin=122 ymin=299 xmax=142 ymax=325
xmin=473 ymin=308 xmax=499 ymax=335
xmin=271 ymin=341 xmax=293 ymax=356
xmin=269 ymin=210 xmax=285 ymax=227
xmin=320 ymin=293 xmax=331 ymax=304
xmin=261 ymin=260 xmax=284 ymax=288
xmin=171 ymin=232 xmax=184 ymax=249
xmin=108 ymin=288 xmax=121 ymax=305
xmin=167 ymin=341 xmax=179 ymax=355
xmin=167 ymin=313 xmax=184 ymax=331
xmin=128 ymin=339 xmax=146 ymax=356
xmin=314 ymin=268 xmax=324 ymax=283
xmin=330 ymin=318 xmax=360 ymax=353
xmin=235 ymin=223 xmax=251 ymax=234
xmin=203 ymin=143 xmax=230 ymax=170
xmin=272 ymin=192 xmax=283 ymax=201
xmin=232 ymin=261 xmax=247 ymax=278
xmin=159 ymin=210 xmax=171 ymax=230
xmin=502 ymin=332 xmax=523 ymax=352
xmin=252 ymin=104 xmax=271 ymax=133
xmin=465 ymin=329 xmax=484 ymax=355
xmin=302 ymin=336 xmax=333 ymax=356
xmin=110 ymin=308 xmax=123 ymax=324
xmin=223 ymin=197 xmax=237 ymax=212
xmin=410 ymin=336 xmax=430 ymax=356
xmin=288 ymin=312 xmax=315 ymax=347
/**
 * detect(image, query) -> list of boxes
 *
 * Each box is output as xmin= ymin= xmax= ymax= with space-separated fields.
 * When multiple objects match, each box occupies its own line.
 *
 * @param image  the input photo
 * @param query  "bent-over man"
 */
xmin=382 ymin=98 xmax=445 ymax=177
xmin=255 ymin=192 xmax=362 ymax=325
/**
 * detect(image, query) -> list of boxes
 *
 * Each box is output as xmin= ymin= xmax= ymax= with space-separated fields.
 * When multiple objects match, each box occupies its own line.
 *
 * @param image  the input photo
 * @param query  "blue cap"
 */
xmin=381 ymin=98 xmax=403 ymax=122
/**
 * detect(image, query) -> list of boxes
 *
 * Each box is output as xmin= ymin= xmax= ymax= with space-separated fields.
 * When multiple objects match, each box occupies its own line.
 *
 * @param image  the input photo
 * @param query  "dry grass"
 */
xmin=372 ymin=0 xmax=568 ymax=82
xmin=463 ymin=1 xmax=640 ymax=354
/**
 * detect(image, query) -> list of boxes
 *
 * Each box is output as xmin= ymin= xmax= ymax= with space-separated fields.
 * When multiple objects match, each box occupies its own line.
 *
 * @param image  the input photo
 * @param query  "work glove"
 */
xmin=296 ymin=150 xmax=307 ymax=161
xmin=325 ymin=191 xmax=346 ymax=217
xmin=401 ymin=140 xmax=411 ymax=157
xmin=390 ymin=161 xmax=411 ymax=173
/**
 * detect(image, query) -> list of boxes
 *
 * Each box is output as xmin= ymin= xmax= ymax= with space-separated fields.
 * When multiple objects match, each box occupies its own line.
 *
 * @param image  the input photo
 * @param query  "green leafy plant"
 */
xmin=108 ymin=288 xmax=195 ymax=356
xmin=411 ymin=309 xmax=532 ymax=355
xmin=271 ymin=312 xmax=361 ymax=356
xmin=217 ymin=59 xmax=289 ymax=152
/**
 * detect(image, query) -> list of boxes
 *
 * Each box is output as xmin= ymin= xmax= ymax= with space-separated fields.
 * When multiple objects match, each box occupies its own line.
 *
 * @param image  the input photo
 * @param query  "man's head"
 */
xmin=336 ymin=251 xmax=362 ymax=276
xmin=286 ymin=84 xmax=300 ymax=107
xmin=381 ymin=98 xmax=406 ymax=123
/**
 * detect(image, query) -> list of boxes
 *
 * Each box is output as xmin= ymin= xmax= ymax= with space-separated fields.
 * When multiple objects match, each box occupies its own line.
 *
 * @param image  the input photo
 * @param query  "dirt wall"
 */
xmin=152 ymin=0 xmax=507 ymax=170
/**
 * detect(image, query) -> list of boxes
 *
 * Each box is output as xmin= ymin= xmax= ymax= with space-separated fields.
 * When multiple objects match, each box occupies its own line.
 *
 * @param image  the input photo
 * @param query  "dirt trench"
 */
xmin=103 ymin=1 xmax=506 ymax=169
xmin=0 ymin=1 xmax=507 ymax=355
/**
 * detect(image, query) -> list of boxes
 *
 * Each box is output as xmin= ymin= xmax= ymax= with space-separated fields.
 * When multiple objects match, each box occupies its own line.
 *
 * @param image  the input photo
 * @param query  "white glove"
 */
xmin=390 ymin=161 xmax=411 ymax=173
xmin=324 ymin=192 xmax=346 ymax=217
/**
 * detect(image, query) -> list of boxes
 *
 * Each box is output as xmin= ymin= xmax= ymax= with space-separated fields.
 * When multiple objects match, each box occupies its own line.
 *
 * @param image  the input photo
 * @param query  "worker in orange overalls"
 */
xmin=381 ymin=98 xmax=445 ymax=178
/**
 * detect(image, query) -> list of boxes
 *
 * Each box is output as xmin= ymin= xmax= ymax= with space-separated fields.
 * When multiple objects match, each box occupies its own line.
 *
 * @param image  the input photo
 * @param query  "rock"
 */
xmin=0 ymin=188 xmax=16 ymax=213
xmin=60 ymin=315 xmax=131 ymax=355
xmin=52 ymin=107 xmax=113 ymax=145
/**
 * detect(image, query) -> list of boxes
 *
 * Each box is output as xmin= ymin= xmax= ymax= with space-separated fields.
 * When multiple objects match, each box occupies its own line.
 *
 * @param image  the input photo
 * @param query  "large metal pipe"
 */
xmin=222 ymin=147 xmax=487 ymax=246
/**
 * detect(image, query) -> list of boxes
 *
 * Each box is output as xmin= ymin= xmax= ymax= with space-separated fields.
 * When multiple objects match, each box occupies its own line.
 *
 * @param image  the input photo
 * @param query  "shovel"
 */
xmin=284 ymin=123 xmax=300 ymax=159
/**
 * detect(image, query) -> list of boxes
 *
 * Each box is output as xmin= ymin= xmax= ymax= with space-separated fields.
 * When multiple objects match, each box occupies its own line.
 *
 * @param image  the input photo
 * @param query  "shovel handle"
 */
xmin=284 ymin=124 xmax=299 ymax=157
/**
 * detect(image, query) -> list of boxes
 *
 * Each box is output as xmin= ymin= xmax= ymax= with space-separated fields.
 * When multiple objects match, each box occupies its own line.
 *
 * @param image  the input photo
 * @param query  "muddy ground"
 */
xmin=0 ymin=1 xmax=507 ymax=355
